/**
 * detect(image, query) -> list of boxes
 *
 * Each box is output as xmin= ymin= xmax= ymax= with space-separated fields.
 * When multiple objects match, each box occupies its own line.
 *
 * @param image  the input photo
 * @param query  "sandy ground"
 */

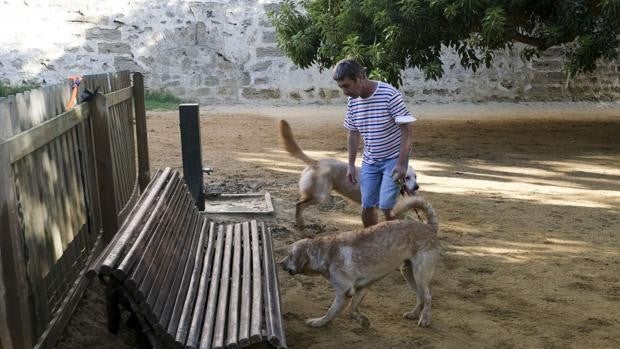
xmin=58 ymin=102 xmax=620 ymax=349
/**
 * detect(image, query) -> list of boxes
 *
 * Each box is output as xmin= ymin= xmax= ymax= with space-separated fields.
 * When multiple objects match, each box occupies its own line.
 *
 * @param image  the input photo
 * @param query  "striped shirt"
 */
xmin=343 ymin=81 xmax=416 ymax=164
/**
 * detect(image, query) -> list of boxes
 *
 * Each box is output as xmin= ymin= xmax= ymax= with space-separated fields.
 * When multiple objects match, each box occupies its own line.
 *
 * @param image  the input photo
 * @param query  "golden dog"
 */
xmin=279 ymin=119 xmax=419 ymax=227
xmin=279 ymin=196 xmax=439 ymax=328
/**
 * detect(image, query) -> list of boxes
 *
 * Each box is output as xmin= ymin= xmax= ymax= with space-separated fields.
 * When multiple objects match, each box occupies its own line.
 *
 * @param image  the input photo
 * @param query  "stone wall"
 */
xmin=0 ymin=0 xmax=618 ymax=104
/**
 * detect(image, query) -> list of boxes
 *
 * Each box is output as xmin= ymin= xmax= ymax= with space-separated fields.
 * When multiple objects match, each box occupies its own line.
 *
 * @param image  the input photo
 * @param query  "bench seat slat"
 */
xmin=172 ymin=220 xmax=209 ymax=348
xmin=225 ymin=223 xmax=242 ymax=348
xmin=185 ymin=222 xmax=216 ymax=349
xmin=198 ymin=224 xmax=225 ymax=349
xmin=158 ymin=210 xmax=201 ymax=335
xmin=213 ymin=225 xmax=234 ymax=349
xmin=237 ymin=221 xmax=252 ymax=347
xmin=249 ymin=220 xmax=262 ymax=344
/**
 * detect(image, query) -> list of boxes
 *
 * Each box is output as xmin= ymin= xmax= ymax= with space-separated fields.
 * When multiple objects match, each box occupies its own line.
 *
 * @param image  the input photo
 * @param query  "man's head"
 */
xmin=333 ymin=59 xmax=368 ymax=98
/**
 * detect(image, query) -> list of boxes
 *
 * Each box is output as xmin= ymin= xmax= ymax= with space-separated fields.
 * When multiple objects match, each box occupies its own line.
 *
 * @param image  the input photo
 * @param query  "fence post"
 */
xmin=0 ymin=143 xmax=34 ymax=349
xmin=179 ymin=103 xmax=205 ymax=210
xmin=90 ymin=93 xmax=119 ymax=242
xmin=132 ymin=72 xmax=151 ymax=191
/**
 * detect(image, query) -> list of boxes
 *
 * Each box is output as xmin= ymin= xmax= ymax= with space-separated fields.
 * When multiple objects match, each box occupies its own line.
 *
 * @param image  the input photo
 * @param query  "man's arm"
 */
xmin=393 ymin=122 xmax=413 ymax=179
xmin=347 ymin=130 xmax=360 ymax=184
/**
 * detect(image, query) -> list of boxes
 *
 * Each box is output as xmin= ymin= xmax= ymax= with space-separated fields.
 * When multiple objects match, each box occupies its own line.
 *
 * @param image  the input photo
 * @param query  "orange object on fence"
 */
xmin=66 ymin=75 xmax=83 ymax=109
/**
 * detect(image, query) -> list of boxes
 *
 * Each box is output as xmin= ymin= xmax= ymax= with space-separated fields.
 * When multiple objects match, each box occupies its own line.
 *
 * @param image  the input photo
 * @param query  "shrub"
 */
xmin=144 ymin=90 xmax=182 ymax=111
xmin=0 ymin=81 xmax=40 ymax=97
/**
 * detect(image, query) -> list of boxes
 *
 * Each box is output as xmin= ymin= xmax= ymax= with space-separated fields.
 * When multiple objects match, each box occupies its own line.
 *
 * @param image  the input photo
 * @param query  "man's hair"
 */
xmin=332 ymin=59 xmax=365 ymax=81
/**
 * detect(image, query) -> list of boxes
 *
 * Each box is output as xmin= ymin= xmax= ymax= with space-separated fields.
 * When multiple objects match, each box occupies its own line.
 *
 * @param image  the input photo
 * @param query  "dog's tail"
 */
xmin=279 ymin=119 xmax=318 ymax=166
xmin=392 ymin=196 xmax=438 ymax=233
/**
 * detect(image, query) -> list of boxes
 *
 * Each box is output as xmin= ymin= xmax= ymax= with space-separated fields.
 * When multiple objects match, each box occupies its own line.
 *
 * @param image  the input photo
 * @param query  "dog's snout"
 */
xmin=278 ymin=259 xmax=287 ymax=270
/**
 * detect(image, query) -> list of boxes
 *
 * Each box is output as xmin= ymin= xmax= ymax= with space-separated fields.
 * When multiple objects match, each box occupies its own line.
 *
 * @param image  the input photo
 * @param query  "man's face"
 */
xmin=336 ymin=76 xmax=364 ymax=98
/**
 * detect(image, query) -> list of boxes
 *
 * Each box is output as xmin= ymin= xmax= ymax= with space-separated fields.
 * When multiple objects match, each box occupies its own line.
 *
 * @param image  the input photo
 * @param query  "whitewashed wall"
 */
xmin=0 ymin=0 xmax=618 ymax=104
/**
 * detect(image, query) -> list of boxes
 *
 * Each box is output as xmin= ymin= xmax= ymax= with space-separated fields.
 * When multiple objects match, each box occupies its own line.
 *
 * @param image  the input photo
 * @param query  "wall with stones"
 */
xmin=1 ymin=0 xmax=618 ymax=104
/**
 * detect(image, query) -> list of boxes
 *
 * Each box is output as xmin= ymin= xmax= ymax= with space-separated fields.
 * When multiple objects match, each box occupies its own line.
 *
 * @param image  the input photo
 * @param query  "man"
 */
xmin=333 ymin=59 xmax=416 ymax=227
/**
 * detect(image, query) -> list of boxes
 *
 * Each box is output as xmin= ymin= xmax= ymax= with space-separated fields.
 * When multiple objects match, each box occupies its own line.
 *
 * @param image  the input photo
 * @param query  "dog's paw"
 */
xmin=358 ymin=315 xmax=370 ymax=328
xmin=403 ymin=310 xmax=420 ymax=320
xmin=351 ymin=312 xmax=370 ymax=328
xmin=417 ymin=315 xmax=431 ymax=327
xmin=305 ymin=317 xmax=328 ymax=327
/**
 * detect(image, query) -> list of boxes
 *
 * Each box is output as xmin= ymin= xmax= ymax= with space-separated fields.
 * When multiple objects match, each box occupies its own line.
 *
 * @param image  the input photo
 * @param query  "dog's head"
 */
xmin=279 ymin=238 xmax=312 ymax=275
xmin=401 ymin=166 xmax=420 ymax=196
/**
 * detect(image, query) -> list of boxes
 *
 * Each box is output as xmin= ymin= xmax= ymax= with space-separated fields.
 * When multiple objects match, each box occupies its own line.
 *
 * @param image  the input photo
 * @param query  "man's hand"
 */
xmin=392 ymin=164 xmax=406 ymax=183
xmin=347 ymin=165 xmax=358 ymax=184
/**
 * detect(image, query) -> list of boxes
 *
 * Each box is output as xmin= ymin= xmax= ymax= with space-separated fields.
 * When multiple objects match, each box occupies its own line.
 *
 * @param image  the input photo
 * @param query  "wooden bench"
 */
xmin=87 ymin=167 xmax=286 ymax=349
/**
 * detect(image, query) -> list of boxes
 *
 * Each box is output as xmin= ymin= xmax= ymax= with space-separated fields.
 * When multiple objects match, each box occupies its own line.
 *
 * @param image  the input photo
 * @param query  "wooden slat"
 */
xmin=250 ymin=220 xmax=262 ymax=344
xmin=105 ymin=86 xmax=133 ymax=107
xmin=22 ymin=150 xmax=51 ymax=334
xmin=6 ymin=95 xmax=20 ymax=136
xmin=127 ymin=178 xmax=184 ymax=295
xmin=132 ymin=180 xmax=186 ymax=302
xmin=238 ymin=221 xmax=252 ymax=347
xmin=160 ymin=211 xmax=203 ymax=338
xmin=186 ymin=222 xmax=216 ymax=349
xmin=198 ymin=224 xmax=225 ymax=349
xmin=99 ymin=167 xmax=171 ymax=273
xmin=155 ymin=211 xmax=200 ymax=333
xmin=225 ymin=223 xmax=242 ymax=348
xmin=78 ymin=118 xmax=102 ymax=243
xmin=89 ymin=93 xmax=118 ymax=242
xmin=167 ymin=218 xmax=208 ymax=344
xmin=261 ymin=223 xmax=286 ymax=349
xmin=0 ymin=141 xmax=34 ymax=349
xmin=132 ymin=72 xmax=150 ymax=191
xmin=113 ymin=172 xmax=177 ymax=280
xmin=86 ymin=169 xmax=163 ymax=280
xmin=15 ymin=92 xmax=31 ymax=132
xmin=0 ymin=97 xmax=14 ymax=139
xmin=212 ymin=224 xmax=234 ymax=349
xmin=145 ymin=197 xmax=194 ymax=320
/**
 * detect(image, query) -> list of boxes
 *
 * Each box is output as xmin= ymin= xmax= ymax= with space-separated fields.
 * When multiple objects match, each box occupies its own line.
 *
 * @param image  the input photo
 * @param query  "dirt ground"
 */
xmin=58 ymin=103 xmax=620 ymax=349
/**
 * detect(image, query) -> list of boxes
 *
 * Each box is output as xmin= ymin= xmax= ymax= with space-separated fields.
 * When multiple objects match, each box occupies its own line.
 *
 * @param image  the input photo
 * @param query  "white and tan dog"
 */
xmin=279 ymin=196 xmax=439 ymax=328
xmin=279 ymin=119 xmax=419 ymax=227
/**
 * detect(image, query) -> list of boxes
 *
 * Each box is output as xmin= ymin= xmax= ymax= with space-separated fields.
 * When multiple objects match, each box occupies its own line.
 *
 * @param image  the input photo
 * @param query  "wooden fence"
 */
xmin=0 ymin=71 xmax=150 ymax=349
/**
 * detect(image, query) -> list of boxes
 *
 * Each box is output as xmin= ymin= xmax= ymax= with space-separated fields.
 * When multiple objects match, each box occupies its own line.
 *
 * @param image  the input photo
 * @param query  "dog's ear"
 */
xmin=79 ymin=86 xmax=101 ymax=103
xmin=294 ymin=239 xmax=311 ymax=270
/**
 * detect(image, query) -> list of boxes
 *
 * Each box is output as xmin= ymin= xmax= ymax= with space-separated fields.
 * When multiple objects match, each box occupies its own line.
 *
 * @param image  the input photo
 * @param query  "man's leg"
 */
xmin=382 ymin=208 xmax=396 ymax=221
xmin=379 ymin=158 xmax=402 ymax=221
xmin=359 ymin=162 xmax=381 ymax=227
xmin=362 ymin=207 xmax=378 ymax=227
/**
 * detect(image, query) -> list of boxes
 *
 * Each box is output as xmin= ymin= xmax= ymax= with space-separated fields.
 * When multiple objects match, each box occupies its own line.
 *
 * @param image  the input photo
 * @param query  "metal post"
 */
xmin=179 ymin=103 xmax=205 ymax=210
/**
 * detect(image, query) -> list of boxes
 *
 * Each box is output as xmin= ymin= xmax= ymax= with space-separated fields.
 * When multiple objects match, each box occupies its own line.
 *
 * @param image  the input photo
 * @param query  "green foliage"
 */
xmin=144 ymin=90 xmax=182 ymax=111
xmin=268 ymin=0 xmax=620 ymax=87
xmin=0 ymin=81 xmax=40 ymax=97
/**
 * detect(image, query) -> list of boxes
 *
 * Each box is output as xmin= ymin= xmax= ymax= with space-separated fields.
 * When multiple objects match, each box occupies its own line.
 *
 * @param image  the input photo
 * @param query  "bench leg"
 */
xmin=104 ymin=281 xmax=123 ymax=334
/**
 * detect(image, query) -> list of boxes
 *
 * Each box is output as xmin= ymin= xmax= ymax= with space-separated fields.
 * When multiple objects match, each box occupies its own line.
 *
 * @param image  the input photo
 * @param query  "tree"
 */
xmin=269 ymin=0 xmax=620 ymax=86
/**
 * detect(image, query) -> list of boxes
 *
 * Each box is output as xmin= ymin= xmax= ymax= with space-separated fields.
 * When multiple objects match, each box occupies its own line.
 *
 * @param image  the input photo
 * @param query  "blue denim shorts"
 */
xmin=359 ymin=157 xmax=400 ymax=210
